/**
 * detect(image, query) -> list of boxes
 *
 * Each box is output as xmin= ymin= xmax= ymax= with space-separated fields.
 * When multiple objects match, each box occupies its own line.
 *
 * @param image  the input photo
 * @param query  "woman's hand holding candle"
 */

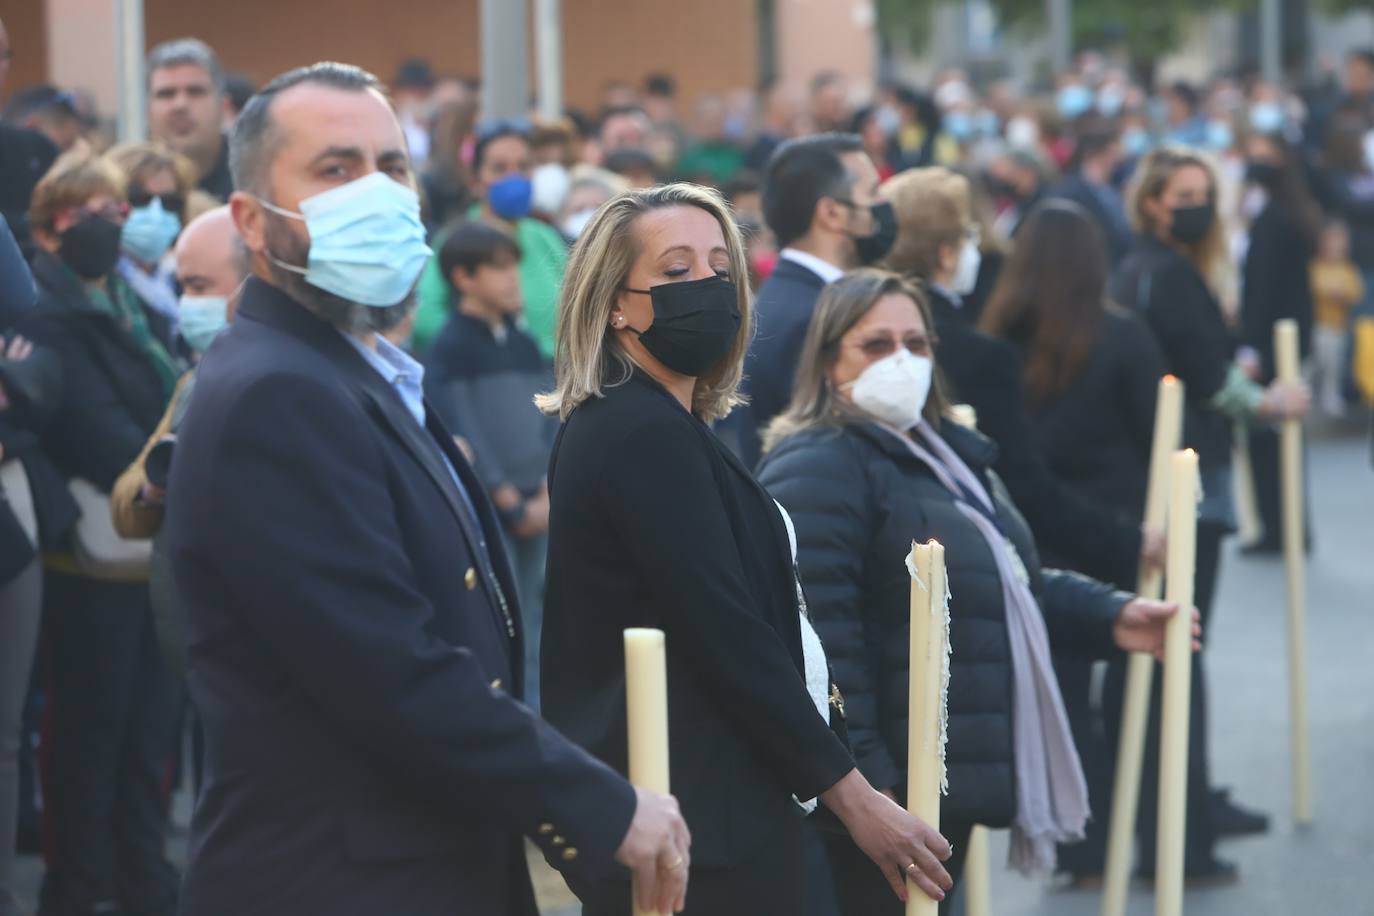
xmin=1112 ymin=598 xmax=1202 ymax=660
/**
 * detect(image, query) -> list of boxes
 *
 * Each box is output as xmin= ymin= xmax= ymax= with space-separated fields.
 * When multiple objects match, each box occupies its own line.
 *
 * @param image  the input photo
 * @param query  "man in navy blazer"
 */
xmin=166 ymin=63 xmax=689 ymax=916
xmin=737 ymin=134 xmax=889 ymax=466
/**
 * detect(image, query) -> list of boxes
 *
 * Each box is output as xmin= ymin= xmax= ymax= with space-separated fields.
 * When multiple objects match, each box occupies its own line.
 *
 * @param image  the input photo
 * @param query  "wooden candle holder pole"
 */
xmin=1155 ymin=450 xmax=1198 ymax=916
xmin=624 ymin=629 xmax=670 ymax=916
xmin=963 ymin=825 xmax=990 ymax=916
xmin=906 ymin=541 xmax=950 ymax=916
xmin=1274 ymin=319 xmax=1312 ymax=824
xmin=1101 ymin=375 xmax=1184 ymax=916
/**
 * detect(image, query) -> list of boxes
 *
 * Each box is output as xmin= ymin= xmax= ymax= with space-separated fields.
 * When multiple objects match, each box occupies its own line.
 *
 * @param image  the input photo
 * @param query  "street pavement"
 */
xmin=13 ymin=429 xmax=1372 ymax=915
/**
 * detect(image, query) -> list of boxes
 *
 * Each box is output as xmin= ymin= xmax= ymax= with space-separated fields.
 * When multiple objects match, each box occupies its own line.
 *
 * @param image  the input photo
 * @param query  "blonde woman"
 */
xmin=538 ymin=183 xmax=952 ymax=914
xmin=105 ymin=141 xmax=196 ymax=353
xmin=1110 ymin=146 xmax=1309 ymax=882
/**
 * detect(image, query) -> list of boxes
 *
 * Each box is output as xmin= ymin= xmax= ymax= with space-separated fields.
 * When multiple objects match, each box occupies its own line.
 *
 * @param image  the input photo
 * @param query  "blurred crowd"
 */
xmin=2 ymin=15 xmax=1374 ymax=916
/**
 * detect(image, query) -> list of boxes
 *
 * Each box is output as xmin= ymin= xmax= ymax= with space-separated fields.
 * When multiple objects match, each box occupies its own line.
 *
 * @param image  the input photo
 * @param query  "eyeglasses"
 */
xmin=62 ymin=202 xmax=130 ymax=224
xmin=128 ymin=188 xmax=185 ymax=214
xmin=476 ymin=117 xmax=533 ymax=141
xmin=848 ymin=333 xmax=936 ymax=360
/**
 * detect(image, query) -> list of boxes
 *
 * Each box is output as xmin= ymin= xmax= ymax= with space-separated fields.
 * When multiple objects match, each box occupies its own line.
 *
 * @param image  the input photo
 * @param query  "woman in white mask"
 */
xmin=758 ymin=269 xmax=1193 ymax=915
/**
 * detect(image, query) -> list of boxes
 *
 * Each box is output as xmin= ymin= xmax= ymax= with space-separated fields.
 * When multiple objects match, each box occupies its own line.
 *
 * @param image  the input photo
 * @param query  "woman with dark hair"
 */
xmin=1112 ymin=146 xmax=1310 ymax=883
xmin=851 ymin=106 xmax=897 ymax=182
xmin=757 ymin=268 xmax=1186 ymax=914
xmin=1238 ymin=131 xmax=1324 ymax=553
xmin=980 ymin=199 xmax=1168 ymax=882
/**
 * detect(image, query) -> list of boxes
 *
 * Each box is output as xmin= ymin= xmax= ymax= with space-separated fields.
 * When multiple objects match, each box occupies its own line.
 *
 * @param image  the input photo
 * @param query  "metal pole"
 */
xmin=1260 ymin=0 xmax=1282 ymax=85
xmin=481 ymin=0 xmax=529 ymax=120
xmin=534 ymin=0 xmax=561 ymax=122
xmin=1047 ymin=0 xmax=1071 ymax=74
xmin=115 ymin=0 xmax=146 ymax=143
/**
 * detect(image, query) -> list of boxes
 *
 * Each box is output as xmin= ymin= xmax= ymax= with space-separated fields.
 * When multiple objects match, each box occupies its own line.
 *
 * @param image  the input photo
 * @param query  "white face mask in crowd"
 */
xmin=560 ymin=208 xmax=597 ymax=240
xmin=844 ymin=348 xmax=934 ymax=431
xmin=531 ymin=163 xmax=571 ymax=216
xmin=952 ymin=238 xmax=982 ymax=295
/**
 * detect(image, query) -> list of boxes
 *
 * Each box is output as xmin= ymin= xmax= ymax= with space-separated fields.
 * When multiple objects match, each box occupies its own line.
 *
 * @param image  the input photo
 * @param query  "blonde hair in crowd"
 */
xmin=28 ymin=152 xmax=127 ymax=234
xmin=535 ymin=182 xmax=753 ymax=422
xmin=878 ymin=167 xmax=972 ymax=281
xmin=1125 ymin=146 xmax=1230 ymax=289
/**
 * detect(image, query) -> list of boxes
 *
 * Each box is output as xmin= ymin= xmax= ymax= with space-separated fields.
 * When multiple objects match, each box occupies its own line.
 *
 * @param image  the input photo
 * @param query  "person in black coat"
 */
xmin=538 ymin=184 xmax=953 ymax=915
xmin=0 ymin=121 xmax=58 ymax=260
xmin=980 ymin=200 xmax=1169 ymax=881
xmin=734 ymin=133 xmax=895 ymax=467
xmin=19 ymin=155 xmax=182 ymax=916
xmin=164 ymin=63 xmax=683 ymax=916
xmin=1237 ymin=132 xmax=1323 ymax=553
xmin=756 ymin=270 xmax=1183 ymax=914
xmin=880 ymin=166 xmax=1157 ymax=595
xmin=1112 ymin=146 xmax=1310 ymax=879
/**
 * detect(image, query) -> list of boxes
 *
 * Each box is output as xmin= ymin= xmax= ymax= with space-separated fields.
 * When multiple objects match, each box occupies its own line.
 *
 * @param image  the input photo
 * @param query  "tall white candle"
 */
xmin=1274 ymin=319 xmax=1312 ymax=824
xmin=1156 ymin=449 xmax=1197 ymax=916
xmin=624 ymin=628 xmax=669 ymax=916
xmin=906 ymin=540 xmax=950 ymax=916
xmin=1102 ymin=374 xmax=1184 ymax=916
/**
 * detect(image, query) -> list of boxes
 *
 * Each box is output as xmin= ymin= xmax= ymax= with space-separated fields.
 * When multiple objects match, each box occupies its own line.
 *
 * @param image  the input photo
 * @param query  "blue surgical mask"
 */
xmin=1097 ymin=86 xmax=1125 ymax=117
xmin=179 ymin=294 xmax=228 ymax=352
xmin=258 ymin=172 xmax=432 ymax=307
xmin=875 ymin=104 xmax=901 ymax=135
xmin=1122 ymin=127 xmax=1151 ymax=158
xmin=121 ymin=197 xmax=181 ymax=264
xmin=487 ymin=174 xmax=533 ymax=220
xmin=1249 ymin=102 xmax=1285 ymax=134
xmin=1057 ymin=84 xmax=1094 ymax=120
xmin=944 ymin=110 xmax=973 ymax=141
xmin=974 ymin=109 xmax=1000 ymax=138
xmin=1205 ymin=120 xmax=1234 ymax=151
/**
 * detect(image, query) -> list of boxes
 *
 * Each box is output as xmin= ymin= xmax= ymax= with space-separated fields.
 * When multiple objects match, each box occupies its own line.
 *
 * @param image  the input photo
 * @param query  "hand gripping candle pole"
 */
xmin=1156 ymin=449 xmax=1199 ymax=916
xmin=1101 ymin=375 xmax=1184 ymax=916
xmin=906 ymin=541 xmax=951 ymax=916
xmin=1274 ymin=319 xmax=1312 ymax=824
xmin=624 ymin=628 xmax=670 ymax=916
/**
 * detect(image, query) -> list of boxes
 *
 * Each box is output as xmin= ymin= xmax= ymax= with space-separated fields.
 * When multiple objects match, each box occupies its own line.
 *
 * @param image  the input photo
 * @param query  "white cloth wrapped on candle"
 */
xmin=905 ymin=547 xmax=954 ymax=796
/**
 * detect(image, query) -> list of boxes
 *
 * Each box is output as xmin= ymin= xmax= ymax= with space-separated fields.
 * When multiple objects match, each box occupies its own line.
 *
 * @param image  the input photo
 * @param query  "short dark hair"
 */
xmin=223 ymin=72 xmax=256 ymax=116
xmin=811 ymin=71 xmax=843 ymax=96
xmin=229 ymin=62 xmax=382 ymax=194
xmin=644 ymin=73 xmax=675 ymax=98
xmin=146 ymin=38 xmax=224 ymax=93
xmin=472 ymin=120 xmax=532 ymax=175
xmin=604 ymin=147 xmax=657 ymax=178
xmin=3 ymin=85 xmax=78 ymax=124
xmin=439 ymin=221 xmax=521 ymax=283
xmin=1349 ymin=48 xmax=1374 ymax=70
xmin=1169 ymin=81 xmax=1199 ymax=113
xmin=1071 ymin=123 xmax=1120 ymax=171
xmin=762 ymin=133 xmax=864 ymax=247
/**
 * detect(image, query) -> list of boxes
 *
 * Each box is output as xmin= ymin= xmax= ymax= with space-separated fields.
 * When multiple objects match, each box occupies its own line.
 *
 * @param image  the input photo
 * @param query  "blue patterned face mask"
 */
xmin=121 ymin=197 xmax=182 ymax=264
xmin=258 ymin=172 xmax=432 ymax=307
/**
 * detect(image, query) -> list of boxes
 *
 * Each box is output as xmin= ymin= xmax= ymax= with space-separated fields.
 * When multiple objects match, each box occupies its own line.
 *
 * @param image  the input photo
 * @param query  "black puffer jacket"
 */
xmin=758 ymin=420 xmax=1128 ymax=827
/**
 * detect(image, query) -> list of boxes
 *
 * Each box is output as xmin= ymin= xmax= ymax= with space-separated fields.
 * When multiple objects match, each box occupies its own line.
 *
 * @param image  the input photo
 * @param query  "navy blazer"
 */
xmin=738 ymin=256 xmax=828 ymax=467
xmin=166 ymin=277 xmax=635 ymax=916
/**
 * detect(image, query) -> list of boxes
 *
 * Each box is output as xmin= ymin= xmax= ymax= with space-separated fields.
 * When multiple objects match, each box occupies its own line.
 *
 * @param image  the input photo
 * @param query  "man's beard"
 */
xmin=263 ymin=214 xmax=416 ymax=336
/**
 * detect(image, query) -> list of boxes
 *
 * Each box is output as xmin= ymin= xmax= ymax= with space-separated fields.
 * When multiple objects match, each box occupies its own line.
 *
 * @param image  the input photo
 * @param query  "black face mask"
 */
xmin=1246 ymin=161 xmax=1282 ymax=189
xmin=1168 ymin=203 xmax=1215 ymax=245
xmin=622 ymin=275 xmax=741 ymax=378
xmin=58 ymin=214 xmax=123 ymax=280
xmin=855 ymin=201 xmax=898 ymax=264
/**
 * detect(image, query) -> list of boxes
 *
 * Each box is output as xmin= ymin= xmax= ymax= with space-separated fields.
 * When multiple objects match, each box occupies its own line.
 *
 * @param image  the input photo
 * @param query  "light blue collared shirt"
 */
xmin=341 ymin=331 xmax=513 ymax=635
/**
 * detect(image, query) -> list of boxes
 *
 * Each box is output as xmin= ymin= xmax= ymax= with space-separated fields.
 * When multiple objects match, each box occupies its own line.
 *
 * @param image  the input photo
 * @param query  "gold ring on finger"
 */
xmin=662 ymin=855 xmax=685 ymax=871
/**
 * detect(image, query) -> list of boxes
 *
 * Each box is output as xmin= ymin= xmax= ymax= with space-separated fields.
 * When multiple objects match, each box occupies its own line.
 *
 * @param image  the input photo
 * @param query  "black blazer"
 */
xmin=1241 ymin=201 xmax=1315 ymax=380
xmin=928 ymin=286 xmax=1142 ymax=588
xmin=165 ymin=278 xmax=635 ymax=916
xmin=738 ymin=256 xmax=829 ymax=466
xmin=541 ymin=370 xmax=854 ymax=873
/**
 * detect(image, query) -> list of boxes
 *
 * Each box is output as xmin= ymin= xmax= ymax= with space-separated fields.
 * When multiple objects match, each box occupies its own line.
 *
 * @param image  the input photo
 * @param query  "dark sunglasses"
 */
xmin=850 ymin=334 xmax=936 ymax=360
xmin=127 ymin=188 xmax=185 ymax=214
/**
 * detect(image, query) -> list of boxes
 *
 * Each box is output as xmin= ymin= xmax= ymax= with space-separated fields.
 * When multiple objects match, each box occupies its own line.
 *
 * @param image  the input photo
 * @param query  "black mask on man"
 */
xmin=1168 ymin=204 xmax=1215 ymax=245
xmin=58 ymin=214 xmax=123 ymax=280
xmin=622 ymin=275 xmax=741 ymax=377
xmin=853 ymin=201 xmax=898 ymax=264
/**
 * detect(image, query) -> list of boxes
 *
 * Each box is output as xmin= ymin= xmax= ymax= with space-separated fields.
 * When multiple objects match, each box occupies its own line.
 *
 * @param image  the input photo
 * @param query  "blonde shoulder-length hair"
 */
xmin=1125 ymin=145 xmax=1228 ymax=284
xmin=535 ymin=182 xmax=753 ymax=422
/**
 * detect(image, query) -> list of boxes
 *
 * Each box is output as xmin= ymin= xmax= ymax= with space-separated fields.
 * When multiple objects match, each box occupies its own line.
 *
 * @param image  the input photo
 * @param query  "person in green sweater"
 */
xmin=414 ymin=120 xmax=567 ymax=357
